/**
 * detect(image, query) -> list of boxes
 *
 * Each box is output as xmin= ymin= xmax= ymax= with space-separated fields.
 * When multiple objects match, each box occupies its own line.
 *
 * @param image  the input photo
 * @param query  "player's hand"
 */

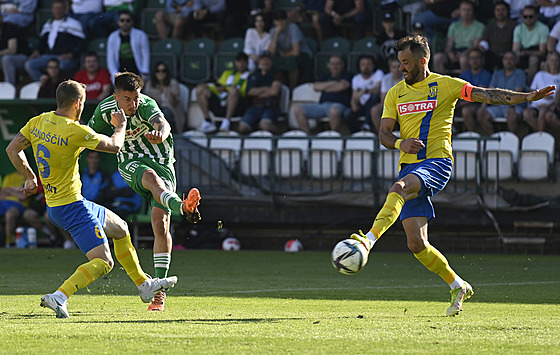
xmin=527 ymin=85 xmax=556 ymax=102
xmin=400 ymin=138 xmax=425 ymax=154
xmin=144 ymin=130 xmax=163 ymax=144
xmin=110 ymin=108 xmax=127 ymax=127
xmin=21 ymin=178 xmax=38 ymax=197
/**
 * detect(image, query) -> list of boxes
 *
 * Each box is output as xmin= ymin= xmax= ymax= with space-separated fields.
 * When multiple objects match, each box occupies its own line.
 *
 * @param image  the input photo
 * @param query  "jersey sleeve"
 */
xmin=446 ymin=76 xmax=469 ymax=100
xmin=138 ymin=94 xmax=163 ymax=124
xmin=88 ymin=103 xmax=111 ymax=132
xmin=72 ymin=122 xmax=102 ymax=150
xmin=19 ymin=116 xmax=35 ymax=140
xmin=381 ymin=86 xmax=398 ymax=120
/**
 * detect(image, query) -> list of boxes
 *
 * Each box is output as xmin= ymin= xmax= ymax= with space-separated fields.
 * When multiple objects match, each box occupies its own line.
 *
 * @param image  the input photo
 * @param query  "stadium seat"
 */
xmin=314 ymin=37 xmax=351 ymax=78
xmin=452 ymin=131 xmax=480 ymax=181
xmin=304 ymin=36 xmax=318 ymax=56
xmin=87 ymin=38 xmax=107 ymax=54
xmin=484 ymin=131 xmax=519 ymax=181
xmin=309 ymin=130 xmax=343 ymax=179
xmin=152 ymin=38 xmax=183 ymax=58
xmin=518 ymin=131 xmax=555 ymax=181
xmin=0 ymin=82 xmax=16 ymax=99
xmin=145 ymin=0 xmax=166 ymax=8
xmin=342 ymin=131 xmax=377 ymax=179
xmin=288 ymin=82 xmax=321 ymax=130
xmin=141 ymin=8 xmax=160 ymax=39
xmin=181 ymin=130 xmax=208 ymax=148
xmin=180 ymin=38 xmax=215 ymax=83
xmin=187 ymin=88 xmax=207 ymax=130
xmin=18 ymin=81 xmax=40 ymax=100
xmin=209 ymin=131 xmax=242 ymax=168
xmin=213 ymin=37 xmax=244 ymax=79
xmin=377 ymin=131 xmax=400 ymax=181
xmin=240 ymin=130 xmax=274 ymax=177
xmin=275 ymin=130 xmax=309 ymax=178
xmin=348 ymin=37 xmax=380 ymax=73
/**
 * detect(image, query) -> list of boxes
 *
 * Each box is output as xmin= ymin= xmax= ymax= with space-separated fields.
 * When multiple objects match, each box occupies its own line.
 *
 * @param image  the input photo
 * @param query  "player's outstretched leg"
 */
xmin=182 ymin=188 xmax=201 ymax=224
xmin=447 ymin=281 xmax=474 ymax=316
xmin=40 ymin=294 xmax=69 ymax=318
xmin=350 ymin=230 xmax=375 ymax=253
xmin=138 ymin=276 xmax=178 ymax=303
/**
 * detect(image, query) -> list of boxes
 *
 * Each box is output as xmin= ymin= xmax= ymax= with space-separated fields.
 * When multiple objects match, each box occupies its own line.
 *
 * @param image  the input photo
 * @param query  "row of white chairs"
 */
xmin=182 ymin=129 xmax=556 ymax=182
xmin=0 ymin=81 xmax=40 ymax=100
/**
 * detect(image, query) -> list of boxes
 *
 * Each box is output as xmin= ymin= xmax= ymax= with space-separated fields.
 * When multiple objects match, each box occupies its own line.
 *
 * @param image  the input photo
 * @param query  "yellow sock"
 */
xmin=114 ymin=234 xmax=148 ymax=286
xmin=414 ymin=244 xmax=456 ymax=285
xmin=58 ymin=258 xmax=112 ymax=298
xmin=370 ymin=192 xmax=405 ymax=239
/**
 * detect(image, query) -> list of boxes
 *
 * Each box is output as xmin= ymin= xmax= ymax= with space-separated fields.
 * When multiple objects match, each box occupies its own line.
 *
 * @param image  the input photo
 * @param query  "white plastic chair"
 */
xmin=209 ymin=131 xmax=242 ymax=168
xmin=0 ymin=82 xmax=16 ymax=99
xmin=485 ymin=131 xmax=519 ymax=180
xmin=377 ymin=131 xmax=400 ymax=180
xmin=275 ymin=130 xmax=309 ymax=178
xmin=452 ymin=131 xmax=480 ymax=181
xmin=309 ymin=130 xmax=343 ymax=178
xmin=240 ymin=130 xmax=273 ymax=177
xmin=187 ymin=88 xmax=208 ymax=130
xmin=343 ymin=131 xmax=376 ymax=179
xmin=518 ymin=131 xmax=555 ymax=181
xmin=288 ymin=82 xmax=321 ymax=130
xmin=18 ymin=81 xmax=40 ymax=99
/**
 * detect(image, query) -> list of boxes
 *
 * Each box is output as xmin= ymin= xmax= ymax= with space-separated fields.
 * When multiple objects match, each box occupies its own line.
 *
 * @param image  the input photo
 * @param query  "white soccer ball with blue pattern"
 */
xmin=331 ymin=239 xmax=368 ymax=275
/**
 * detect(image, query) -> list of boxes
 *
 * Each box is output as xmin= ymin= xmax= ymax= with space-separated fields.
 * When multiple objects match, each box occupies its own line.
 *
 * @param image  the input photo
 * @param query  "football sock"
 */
xmin=449 ymin=276 xmax=465 ymax=290
xmin=160 ymin=190 xmax=183 ymax=214
xmin=58 ymin=258 xmax=111 ymax=298
xmin=154 ymin=253 xmax=171 ymax=278
xmin=114 ymin=234 xmax=148 ymax=286
xmin=370 ymin=192 xmax=405 ymax=239
xmin=414 ymin=244 xmax=457 ymax=285
xmin=365 ymin=231 xmax=377 ymax=246
xmin=52 ymin=290 xmax=67 ymax=303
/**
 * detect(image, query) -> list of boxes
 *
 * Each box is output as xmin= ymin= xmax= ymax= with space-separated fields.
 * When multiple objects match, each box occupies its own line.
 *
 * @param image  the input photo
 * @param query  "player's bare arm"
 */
xmin=379 ymin=117 xmax=425 ymax=153
xmin=5 ymin=132 xmax=38 ymax=196
xmin=471 ymin=85 xmax=556 ymax=105
xmin=95 ymin=109 xmax=126 ymax=153
xmin=144 ymin=112 xmax=171 ymax=144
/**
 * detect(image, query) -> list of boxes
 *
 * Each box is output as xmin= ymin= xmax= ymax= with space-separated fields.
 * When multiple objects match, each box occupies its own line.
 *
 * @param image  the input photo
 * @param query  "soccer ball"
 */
xmin=222 ymin=237 xmax=241 ymax=251
xmin=331 ymin=239 xmax=369 ymax=275
xmin=284 ymin=239 xmax=303 ymax=252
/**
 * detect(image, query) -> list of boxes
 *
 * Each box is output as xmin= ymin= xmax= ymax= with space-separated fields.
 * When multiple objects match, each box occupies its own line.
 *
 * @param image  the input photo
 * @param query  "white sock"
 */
xmin=53 ymin=290 xmax=68 ymax=303
xmin=450 ymin=275 xmax=465 ymax=290
xmin=365 ymin=231 xmax=377 ymax=246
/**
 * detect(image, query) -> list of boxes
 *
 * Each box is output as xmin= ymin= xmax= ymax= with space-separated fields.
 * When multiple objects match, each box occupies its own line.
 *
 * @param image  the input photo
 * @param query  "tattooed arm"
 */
xmin=144 ymin=112 xmax=171 ymax=144
xmin=471 ymin=85 xmax=556 ymax=105
xmin=5 ymin=132 xmax=38 ymax=196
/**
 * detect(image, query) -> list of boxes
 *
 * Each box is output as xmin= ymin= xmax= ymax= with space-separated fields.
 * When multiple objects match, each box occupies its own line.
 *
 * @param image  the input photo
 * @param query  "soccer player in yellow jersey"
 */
xmin=351 ymin=35 xmax=555 ymax=316
xmin=5 ymin=80 xmax=178 ymax=318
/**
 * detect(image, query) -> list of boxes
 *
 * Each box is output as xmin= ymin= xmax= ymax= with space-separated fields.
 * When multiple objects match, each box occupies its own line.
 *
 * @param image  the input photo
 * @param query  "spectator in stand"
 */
xmin=143 ymin=61 xmax=186 ymax=133
xmin=89 ymin=0 xmax=141 ymax=39
xmin=38 ymin=58 xmax=70 ymax=98
xmin=513 ymin=5 xmax=549 ymax=86
xmin=319 ymin=0 xmax=369 ymax=40
xmin=294 ymin=53 xmax=352 ymax=134
xmin=244 ymin=14 xmax=271 ymax=72
xmin=80 ymin=150 xmax=108 ymax=204
xmin=0 ymin=171 xmax=28 ymax=248
xmin=350 ymin=54 xmax=384 ymax=132
xmin=300 ymin=0 xmax=326 ymax=43
xmin=0 ymin=0 xmax=36 ymax=29
xmin=73 ymin=52 xmax=112 ymax=101
xmin=70 ymin=0 xmax=102 ymax=39
xmin=196 ymin=52 xmax=250 ymax=133
xmin=522 ymin=52 xmax=560 ymax=133
xmin=547 ymin=20 xmax=560 ymax=55
xmin=504 ymin=0 xmax=534 ymax=21
xmin=412 ymin=0 xmax=461 ymax=40
xmin=457 ymin=48 xmax=492 ymax=133
xmin=410 ymin=21 xmax=425 ymax=37
xmin=24 ymin=0 xmax=85 ymax=82
xmin=370 ymin=56 xmax=402 ymax=133
xmin=267 ymin=9 xmax=313 ymax=90
xmin=239 ymin=52 xmax=284 ymax=135
xmin=377 ymin=11 xmax=407 ymax=72
xmin=155 ymin=0 xmax=195 ymax=40
xmin=474 ymin=51 xmax=526 ymax=136
xmin=0 ymin=15 xmax=31 ymax=85
xmin=106 ymin=10 xmax=150 ymax=83
xmin=223 ymin=0 xmax=272 ymax=39
xmin=476 ymin=1 xmax=516 ymax=72
xmin=184 ymin=0 xmax=226 ymax=39
xmin=433 ymin=1 xmax=484 ymax=75
xmin=537 ymin=0 xmax=560 ymax=28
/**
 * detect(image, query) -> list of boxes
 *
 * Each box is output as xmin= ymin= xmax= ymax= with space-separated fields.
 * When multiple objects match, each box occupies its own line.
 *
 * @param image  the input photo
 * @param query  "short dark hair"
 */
xmin=494 ymin=1 xmax=510 ymax=14
xmin=235 ymin=51 xmax=248 ymax=62
xmin=273 ymin=9 xmax=287 ymax=20
xmin=522 ymin=5 xmax=538 ymax=15
xmin=114 ymin=72 xmax=143 ymax=92
xmin=56 ymin=80 xmax=85 ymax=109
xmin=395 ymin=35 xmax=431 ymax=62
xmin=358 ymin=54 xmax=376 ymax=66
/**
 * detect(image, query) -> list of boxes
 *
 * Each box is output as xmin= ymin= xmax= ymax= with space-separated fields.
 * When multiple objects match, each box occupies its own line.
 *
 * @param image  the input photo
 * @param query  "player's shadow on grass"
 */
xmin=70 ymin=317 xmax=306 ymax=324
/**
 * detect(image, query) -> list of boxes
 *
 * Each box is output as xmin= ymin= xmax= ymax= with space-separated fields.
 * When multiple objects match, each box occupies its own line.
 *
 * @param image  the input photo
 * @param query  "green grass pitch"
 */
xmin=0 ymin=248 xmax=558 ymax=354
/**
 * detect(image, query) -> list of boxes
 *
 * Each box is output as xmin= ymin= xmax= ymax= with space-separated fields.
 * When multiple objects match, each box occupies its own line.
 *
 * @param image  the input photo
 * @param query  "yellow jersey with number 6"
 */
xmin=382 ymin=73 xmax=468 ymax=168
xmin=20 ymin=111 xmax=101 ymax=207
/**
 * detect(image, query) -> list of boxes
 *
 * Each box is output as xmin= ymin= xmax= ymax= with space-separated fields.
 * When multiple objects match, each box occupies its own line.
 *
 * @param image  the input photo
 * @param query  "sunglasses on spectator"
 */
xmin=156 ymin=68 xmax=167 ymax=73
xmin=523 ymin=14 xmax=535 ymax=19
xmin=119 ymin=18 xmax=132 ymax=23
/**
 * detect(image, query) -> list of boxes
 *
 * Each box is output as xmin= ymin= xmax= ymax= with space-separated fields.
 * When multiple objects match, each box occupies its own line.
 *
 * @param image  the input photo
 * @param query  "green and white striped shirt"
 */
xmin=88 ymin=93 xmax=175 ymax=166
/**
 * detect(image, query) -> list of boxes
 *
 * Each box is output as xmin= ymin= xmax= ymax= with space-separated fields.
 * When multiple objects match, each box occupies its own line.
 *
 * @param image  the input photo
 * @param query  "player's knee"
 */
xmin=407 ymin=237 xmax=427 ymax=254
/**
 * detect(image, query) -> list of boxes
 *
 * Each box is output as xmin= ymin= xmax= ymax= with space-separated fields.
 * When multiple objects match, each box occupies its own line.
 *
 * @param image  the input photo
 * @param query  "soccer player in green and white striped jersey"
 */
xmin=88 ymin=72 xmax=201 ymax=311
